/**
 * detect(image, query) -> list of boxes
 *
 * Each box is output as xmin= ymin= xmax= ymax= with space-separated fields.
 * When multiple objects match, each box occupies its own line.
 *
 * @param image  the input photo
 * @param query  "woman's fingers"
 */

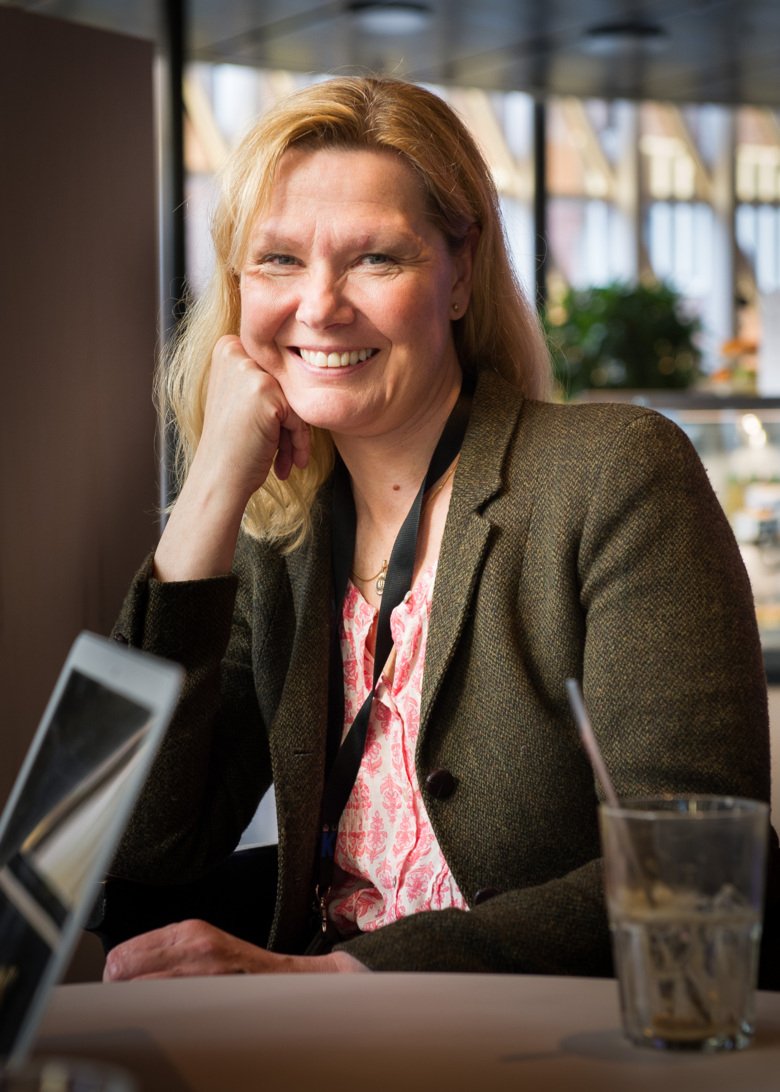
xmin=288 ymin=413 xmax=311 ymax=471
xmin=103 ymin=920 xmax=270 ymax=980
xmin=101 ymin=920 xmax=367 ymax=979
xmin=274 ymin=414 xmax=310 ymax=481
xmin=199 ymin=335 xmax=309 ymax=496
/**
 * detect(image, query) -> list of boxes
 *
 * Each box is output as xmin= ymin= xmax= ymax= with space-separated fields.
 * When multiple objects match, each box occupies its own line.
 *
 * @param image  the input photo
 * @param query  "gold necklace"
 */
xmin=351 ymin=559 xmax=388 ymax=596
xmin=350 ymin=455 xmax=459 ymax=597
xmin=423 ymin=457 xmax=458 ymax=507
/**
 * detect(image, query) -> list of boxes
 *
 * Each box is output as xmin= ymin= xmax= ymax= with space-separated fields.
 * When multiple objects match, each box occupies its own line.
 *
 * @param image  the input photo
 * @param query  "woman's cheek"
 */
xmin=239 ymin=297 xmax=273 ymax=353
xmin=240 ymin=283 xmax=293 ymax=346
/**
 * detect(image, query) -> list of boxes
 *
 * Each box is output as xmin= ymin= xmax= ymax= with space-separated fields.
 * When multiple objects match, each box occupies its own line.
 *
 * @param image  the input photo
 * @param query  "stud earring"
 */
xmin=452 ymin=303 xmax=460 ymax=313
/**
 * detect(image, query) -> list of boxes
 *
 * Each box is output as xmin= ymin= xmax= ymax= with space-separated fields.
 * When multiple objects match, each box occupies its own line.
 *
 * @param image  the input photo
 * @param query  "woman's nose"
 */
xmin=296 ymin=269 xmax=354 ymax=329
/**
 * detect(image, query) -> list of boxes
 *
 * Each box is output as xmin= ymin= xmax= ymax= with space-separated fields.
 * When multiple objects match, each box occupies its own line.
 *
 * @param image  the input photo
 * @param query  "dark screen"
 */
xmin=0 ymin=669 xmax=153 ymax=1058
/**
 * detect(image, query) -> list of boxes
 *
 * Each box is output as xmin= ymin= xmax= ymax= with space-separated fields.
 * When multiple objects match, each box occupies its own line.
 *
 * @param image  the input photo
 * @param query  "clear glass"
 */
xmin=600 ymin=796 xmax=769 ymax=1051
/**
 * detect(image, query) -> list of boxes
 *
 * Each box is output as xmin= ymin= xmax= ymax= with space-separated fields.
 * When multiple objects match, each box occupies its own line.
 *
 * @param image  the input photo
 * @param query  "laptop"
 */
xmin=0 ymin=631 xmax=183 ymax=1070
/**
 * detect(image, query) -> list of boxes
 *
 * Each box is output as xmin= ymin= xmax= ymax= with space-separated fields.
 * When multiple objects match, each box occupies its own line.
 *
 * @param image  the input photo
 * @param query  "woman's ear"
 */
xmin=451 ymin=224 xmax=480 ymax=316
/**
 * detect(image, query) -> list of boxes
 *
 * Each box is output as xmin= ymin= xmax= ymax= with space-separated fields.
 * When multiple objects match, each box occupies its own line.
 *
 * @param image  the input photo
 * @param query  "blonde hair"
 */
xmin=162 ymin=76 xmax=552 ymax=548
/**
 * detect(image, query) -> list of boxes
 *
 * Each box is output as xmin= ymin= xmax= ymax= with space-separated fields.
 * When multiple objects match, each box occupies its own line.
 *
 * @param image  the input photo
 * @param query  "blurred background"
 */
xmin=6 ymin=1 xmax=780 ymax=659
xmin=7 ymin=1 xmax=779 ymax=355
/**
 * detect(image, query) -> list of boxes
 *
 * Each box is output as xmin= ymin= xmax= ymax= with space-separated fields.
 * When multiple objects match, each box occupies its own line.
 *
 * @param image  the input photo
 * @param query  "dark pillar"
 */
xmin=533 ymin=98 xmax=548 ymax=313
xmin=159 ymin=0 xmax=187 ymax=510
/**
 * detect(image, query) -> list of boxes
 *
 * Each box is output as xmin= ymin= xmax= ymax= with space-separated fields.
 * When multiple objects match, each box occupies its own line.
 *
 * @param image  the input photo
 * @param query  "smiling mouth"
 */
xmin=297 ymin=347 xmax=378 ymax=369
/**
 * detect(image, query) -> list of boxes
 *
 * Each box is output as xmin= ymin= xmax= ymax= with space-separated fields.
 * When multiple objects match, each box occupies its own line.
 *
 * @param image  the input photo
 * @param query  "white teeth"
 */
xmin=299 ymin=348 xmax=374 ymax=368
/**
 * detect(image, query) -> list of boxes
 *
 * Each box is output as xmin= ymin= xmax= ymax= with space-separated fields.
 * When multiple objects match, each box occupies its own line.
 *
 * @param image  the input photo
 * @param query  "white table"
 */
xmin=33 ymin=974 xmax=780 ymax=1092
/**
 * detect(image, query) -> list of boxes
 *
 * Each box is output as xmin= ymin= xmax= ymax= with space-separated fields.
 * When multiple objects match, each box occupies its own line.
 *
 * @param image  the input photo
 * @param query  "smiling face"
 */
xmin=238 ymin=147 xmax=472 ymax=444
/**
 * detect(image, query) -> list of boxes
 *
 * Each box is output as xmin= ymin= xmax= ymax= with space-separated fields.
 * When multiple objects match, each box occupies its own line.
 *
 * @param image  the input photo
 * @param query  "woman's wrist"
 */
xmin=325 ymin=950 xmax=370 ymax=973
xmin=283 ymin=949 xmax=370 ymax=974
xmin=153 ymin=465 xmax=249 ymax=582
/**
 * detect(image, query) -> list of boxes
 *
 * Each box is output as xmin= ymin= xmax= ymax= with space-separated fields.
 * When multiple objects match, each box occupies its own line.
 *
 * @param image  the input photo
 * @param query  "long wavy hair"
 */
xmin=162 ymin=76 xmax=552 ymax=548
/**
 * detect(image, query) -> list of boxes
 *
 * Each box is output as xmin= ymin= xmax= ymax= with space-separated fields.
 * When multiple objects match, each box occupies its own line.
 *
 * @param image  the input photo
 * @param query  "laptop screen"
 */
xmin=0 ymin=634 xmax=182 ymax=1067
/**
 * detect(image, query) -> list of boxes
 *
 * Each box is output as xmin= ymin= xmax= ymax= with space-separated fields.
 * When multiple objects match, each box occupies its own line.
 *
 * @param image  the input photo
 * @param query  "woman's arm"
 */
xmin=110 ymin=334 xmax=311 ymax=879
xmin=154 ymin=335 xmax=310 ymax=582
xmin=109 ymin=534 xmax=287 ymax=884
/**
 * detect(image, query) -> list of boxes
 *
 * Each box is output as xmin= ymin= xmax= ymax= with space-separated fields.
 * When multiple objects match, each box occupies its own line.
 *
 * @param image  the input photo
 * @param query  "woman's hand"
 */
xmin=102 ymin=920 xmax=368 ymax=980
xmin=153 ymin=336 xmax=310 ymax=582
xmin=196 ymin=335 xmax=310 ymax=497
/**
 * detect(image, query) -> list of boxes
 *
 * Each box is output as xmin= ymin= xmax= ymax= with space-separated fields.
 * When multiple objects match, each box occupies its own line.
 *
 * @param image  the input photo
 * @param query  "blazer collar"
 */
xmin=455 ymin=369 xmax=526 ymax=512
xmin=420 ymin=369 xmax=526 ymax=730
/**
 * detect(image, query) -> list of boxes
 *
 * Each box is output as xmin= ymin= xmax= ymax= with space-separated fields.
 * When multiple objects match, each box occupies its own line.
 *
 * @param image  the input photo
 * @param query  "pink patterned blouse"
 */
xmin=329 ymin=565 xmax=467 ymax=935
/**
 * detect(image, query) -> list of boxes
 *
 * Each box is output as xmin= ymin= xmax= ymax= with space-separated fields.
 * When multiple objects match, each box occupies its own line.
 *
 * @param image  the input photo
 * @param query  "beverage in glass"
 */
xmin=600 ymin=796 xmax=768 ymax=1051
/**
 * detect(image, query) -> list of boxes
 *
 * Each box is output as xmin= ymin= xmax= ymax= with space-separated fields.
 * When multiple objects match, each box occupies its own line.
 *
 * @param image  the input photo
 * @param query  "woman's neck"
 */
xmin=334 ymin=376 xmax=463 ymax=612
xmin=333 ymin=377 xmax=462 ymax=533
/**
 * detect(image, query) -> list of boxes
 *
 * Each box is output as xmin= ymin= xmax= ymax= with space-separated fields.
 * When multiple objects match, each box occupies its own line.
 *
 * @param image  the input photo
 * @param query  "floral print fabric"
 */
xmin=329 ymin=566 xmax=466 ymax=934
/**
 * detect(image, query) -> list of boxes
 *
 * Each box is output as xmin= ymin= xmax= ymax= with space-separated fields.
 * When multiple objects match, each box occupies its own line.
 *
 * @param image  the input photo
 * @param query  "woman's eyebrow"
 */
xmin=249 ymin=221 xmax=421 ymax=253
xmin=247 ymin=229 xmax=303 ymax=251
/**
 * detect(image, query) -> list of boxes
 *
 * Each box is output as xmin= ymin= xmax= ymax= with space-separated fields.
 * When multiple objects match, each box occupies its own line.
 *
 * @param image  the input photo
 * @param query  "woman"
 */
xmin=103 ymin=76 xmax=770 ymax=980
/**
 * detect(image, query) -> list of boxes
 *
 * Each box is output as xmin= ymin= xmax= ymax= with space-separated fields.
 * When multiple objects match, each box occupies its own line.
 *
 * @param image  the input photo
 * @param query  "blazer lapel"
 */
xmin=420 ymin=374 xmax=525 ymax=732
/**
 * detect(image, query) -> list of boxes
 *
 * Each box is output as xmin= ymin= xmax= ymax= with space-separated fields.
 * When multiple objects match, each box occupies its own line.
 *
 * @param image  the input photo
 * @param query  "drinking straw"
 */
xmin=565 ymin=678 xmax=620 ymax=807
xmin=565 ymin=679 xmax=714 ymax=1021
xmin=565 ymin=677 xmax=658 ymax=909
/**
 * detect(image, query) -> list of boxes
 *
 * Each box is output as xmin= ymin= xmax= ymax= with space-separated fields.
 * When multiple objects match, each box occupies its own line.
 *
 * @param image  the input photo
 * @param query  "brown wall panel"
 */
xmin=0 ymin=8 xmax=159 ymax=809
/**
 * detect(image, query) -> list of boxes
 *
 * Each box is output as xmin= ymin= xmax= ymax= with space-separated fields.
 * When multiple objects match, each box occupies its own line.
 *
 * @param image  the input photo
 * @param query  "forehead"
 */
xmin=251 ymin=147 xmax=432 ymax=236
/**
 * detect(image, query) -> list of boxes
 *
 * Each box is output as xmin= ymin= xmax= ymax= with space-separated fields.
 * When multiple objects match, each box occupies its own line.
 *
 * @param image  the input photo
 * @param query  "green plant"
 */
xmin=544 ymin=280 xmax=703 ymax=398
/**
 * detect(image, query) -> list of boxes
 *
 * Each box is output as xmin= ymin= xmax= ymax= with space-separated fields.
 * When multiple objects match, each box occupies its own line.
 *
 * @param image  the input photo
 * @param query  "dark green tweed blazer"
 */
xmin=112 ymin=370 xmax=769 ymax=975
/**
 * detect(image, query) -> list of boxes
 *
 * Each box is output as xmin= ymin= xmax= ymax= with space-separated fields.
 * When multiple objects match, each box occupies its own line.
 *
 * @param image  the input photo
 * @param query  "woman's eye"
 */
xmin=261 ymin=253 xmax=300 ymax=268
xmin=360 ymin=253 xmax=395 ymax=267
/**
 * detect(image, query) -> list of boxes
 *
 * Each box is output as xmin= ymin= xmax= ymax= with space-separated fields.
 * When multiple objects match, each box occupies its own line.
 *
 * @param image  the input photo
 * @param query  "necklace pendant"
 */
xmin=376 ymin=563 xmax=387 ymax=597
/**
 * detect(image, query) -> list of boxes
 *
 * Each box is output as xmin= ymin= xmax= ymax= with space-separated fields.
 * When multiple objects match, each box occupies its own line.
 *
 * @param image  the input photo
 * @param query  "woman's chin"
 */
xmin=286 ymin=390 xmax=376 ymax=436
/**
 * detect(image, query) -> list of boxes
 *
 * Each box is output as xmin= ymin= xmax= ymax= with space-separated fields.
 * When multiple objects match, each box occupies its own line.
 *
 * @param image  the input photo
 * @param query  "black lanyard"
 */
xmin=316 ymin=389 xmax=472 ymax=931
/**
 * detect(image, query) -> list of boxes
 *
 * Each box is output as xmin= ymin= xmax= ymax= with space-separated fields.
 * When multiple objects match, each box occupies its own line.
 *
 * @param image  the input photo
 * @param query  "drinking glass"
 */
xmin=600 ymin=795 xmax=768 ymax=1051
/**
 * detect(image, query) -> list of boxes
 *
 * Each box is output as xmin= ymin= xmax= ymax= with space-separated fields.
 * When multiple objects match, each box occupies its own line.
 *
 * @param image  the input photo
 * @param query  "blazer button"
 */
xmin=425 ymin=768 xmax=456 ymax=800
xmin=473 ymin=887 xmax=500 ymax=905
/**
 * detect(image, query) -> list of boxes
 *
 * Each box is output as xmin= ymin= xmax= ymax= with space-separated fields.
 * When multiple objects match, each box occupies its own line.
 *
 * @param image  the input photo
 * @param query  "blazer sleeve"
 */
xmin=578 ymin=410 xmax=768 ymax=802
xmin=109 ymin=541 xmax=275 ymax=884
xmin=334 ymin=409 xmax=770 ymax=974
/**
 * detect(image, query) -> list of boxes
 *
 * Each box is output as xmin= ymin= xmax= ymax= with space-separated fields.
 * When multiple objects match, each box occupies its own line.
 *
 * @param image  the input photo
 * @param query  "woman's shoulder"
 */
xmin=474 ymin=370 xmax=695 ymax=466
xmin=522 ymin=394 xmax=686 ymax=448
xmin=522 ymin=400 xmax=707 ymax=505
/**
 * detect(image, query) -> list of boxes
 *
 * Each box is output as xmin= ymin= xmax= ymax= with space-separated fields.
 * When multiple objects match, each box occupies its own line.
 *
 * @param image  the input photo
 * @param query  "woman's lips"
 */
xmin=297 ymin=347 xmax=378 ymax=369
